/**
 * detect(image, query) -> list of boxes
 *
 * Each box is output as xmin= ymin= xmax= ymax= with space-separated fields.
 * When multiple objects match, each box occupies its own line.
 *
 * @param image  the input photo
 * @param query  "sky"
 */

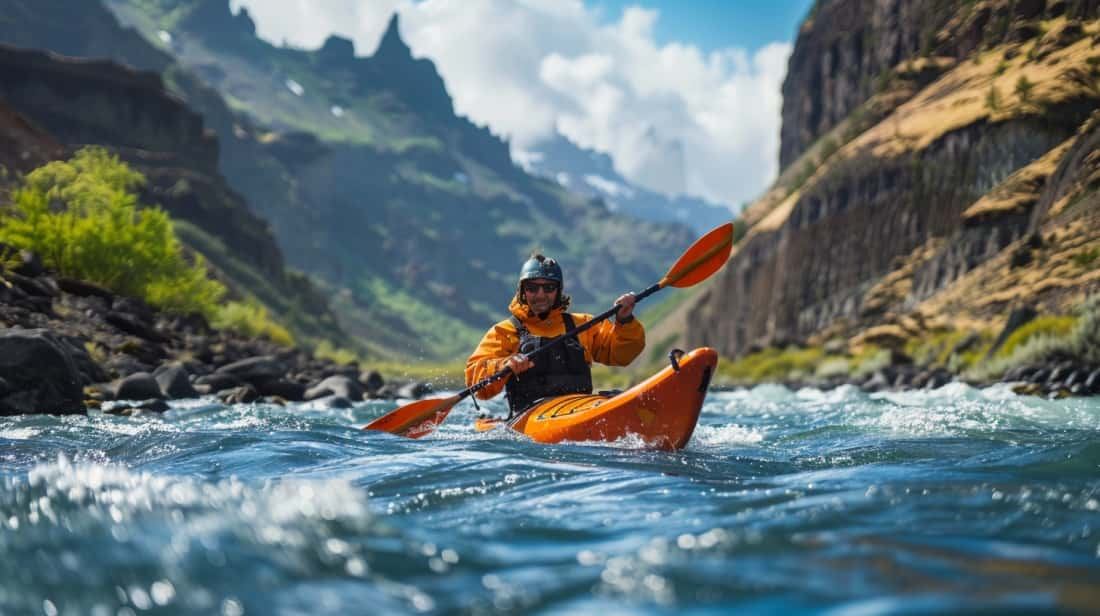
xmin=228 ymin=0 xmax=814 ymax=210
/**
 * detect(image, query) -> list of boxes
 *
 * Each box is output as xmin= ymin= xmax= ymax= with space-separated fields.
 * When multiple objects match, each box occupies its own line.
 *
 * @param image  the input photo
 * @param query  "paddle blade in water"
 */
xmin=660 ymin=222 xmax=734 ymax=288
xmin=362 ymin=395 xmax=462 ymax=438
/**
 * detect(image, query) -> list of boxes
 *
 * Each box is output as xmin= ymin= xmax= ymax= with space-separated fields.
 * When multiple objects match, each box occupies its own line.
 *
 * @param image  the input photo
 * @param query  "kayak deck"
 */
xmin=475 ymin=347 xmax=717 ymax=450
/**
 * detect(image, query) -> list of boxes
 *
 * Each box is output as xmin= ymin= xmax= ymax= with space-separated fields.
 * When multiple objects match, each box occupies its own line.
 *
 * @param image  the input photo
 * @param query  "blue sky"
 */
xmin=590 ymin=1 xmax=815 ymax=51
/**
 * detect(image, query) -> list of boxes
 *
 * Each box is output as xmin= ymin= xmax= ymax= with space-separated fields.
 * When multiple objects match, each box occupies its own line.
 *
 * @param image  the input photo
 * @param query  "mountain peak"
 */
xmin=374 ymin=13 xmax=410 ymax=61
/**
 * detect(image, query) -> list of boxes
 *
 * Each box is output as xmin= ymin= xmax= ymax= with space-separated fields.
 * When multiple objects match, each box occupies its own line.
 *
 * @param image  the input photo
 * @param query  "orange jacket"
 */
xmin=465 ymin=296 xmax=645 ymax=400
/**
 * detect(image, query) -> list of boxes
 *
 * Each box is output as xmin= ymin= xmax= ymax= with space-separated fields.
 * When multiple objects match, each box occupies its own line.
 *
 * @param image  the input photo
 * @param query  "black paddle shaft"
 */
xmin=465 ymin=283 xmax=662 ymax=396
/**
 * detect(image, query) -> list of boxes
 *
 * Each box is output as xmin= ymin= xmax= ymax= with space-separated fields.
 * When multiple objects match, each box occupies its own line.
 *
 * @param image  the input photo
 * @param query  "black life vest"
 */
xmin=504 ymin=312 xmax=593 ymax=416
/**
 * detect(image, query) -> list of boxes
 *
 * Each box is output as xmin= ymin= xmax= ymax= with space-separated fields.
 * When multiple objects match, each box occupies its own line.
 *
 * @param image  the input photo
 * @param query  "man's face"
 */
xmin=522 ymin=278 xmax=559 ymax=314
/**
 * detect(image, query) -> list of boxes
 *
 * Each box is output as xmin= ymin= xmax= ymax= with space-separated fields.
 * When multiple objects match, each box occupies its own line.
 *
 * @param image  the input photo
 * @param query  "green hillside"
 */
xmin=102 ymin=0 xmax=696 ymax=360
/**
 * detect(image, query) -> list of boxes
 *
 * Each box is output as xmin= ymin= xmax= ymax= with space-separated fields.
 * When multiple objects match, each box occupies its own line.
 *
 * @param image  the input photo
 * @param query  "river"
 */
xmin=2 ymin=384 xmax=1098 ymax=614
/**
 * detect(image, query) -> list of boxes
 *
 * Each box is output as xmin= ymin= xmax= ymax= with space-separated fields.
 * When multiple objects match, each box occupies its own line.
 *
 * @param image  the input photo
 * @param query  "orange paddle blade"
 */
xmin=660 ymin=222 xmax=733 ymax=288
xmin=362 ymin=395 xmax=462 ymax=438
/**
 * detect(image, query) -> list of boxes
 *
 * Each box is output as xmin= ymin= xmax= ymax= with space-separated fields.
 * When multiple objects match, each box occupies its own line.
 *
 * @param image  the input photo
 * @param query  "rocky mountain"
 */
xmin=0 ymin=37 xmax=340 ymax=344
xmin=516 ymin=134 xmax=735 ymax=235
xmin=685 ymin=0 xmax=1100 ymax=360
xmin=92 ymin=0 xmax=695 ymax=360
xmin=0 ymin=0 xmax=690 ymax=360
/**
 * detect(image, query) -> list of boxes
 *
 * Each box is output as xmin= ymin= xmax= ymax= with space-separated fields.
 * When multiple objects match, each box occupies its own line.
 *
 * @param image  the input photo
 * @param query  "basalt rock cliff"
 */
xmin=687 ymin=0 xmax=1100 ymax=361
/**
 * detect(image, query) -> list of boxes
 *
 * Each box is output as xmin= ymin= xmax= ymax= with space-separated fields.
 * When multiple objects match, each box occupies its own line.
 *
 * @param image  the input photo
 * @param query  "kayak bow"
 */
xmin=475 ymin=347 xmax=717 ymax=450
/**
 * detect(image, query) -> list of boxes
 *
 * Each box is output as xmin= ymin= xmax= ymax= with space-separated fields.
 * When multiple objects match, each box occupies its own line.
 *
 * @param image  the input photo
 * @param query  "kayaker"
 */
xmin=465 ymin=253 xmax=645 ymax=417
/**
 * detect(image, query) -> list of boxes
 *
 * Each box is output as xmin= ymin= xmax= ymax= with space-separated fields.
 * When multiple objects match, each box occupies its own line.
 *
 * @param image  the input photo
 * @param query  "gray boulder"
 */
xmin=304 ymin=375 xmax=365 ymax=401
xmin=115 ymin=372 xmax=164 ymax=401
xmin=0 ymin=328 xmax=84 ymax=416
xmin=218 ymin=385 xmax=260 ymax=405
xmin=154 ymin=362 xmax=198 ymax=399
xmin=396 ymin=381 xmax=433 ymax=399
xmin=216 ymin=355 xmax=286 ymax=386
xmin=359 ymin=369 xmax=385 ymax=393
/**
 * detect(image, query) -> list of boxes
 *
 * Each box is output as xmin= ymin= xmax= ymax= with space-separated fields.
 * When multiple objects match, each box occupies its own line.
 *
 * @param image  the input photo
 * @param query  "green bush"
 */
xmin=313 ymin=339 xmax=359 ymax=365
xmin=995 ymin=315 xmax=1077 ymax=359
xmin=719 ymin=346 xmax=824 ymax=383
xmin=0 ymin=148 xmax=225 ymax=317
xmin=214 ymin=301 xmax=295 ymax=347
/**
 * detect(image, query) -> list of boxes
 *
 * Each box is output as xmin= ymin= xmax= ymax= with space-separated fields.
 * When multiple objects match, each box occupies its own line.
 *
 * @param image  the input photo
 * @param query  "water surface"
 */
xmin=2 ymin=384 xmax=1098 ymax=614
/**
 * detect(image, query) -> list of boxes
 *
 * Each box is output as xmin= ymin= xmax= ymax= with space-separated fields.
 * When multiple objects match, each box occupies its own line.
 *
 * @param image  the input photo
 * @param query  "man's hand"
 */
xmin=507 ymin=353 xmax=534 ymax=374
xmin=615 ymin=292 xmax=636 ymax=322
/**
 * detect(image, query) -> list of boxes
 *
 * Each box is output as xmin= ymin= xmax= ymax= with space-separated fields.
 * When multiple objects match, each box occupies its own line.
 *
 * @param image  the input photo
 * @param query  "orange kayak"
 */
xmin=474 ymin=347 xmax=717 ymax=450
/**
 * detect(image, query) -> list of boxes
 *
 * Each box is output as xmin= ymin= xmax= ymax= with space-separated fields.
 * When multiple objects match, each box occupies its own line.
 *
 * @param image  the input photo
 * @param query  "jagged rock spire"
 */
xmin=373 ymin=13 xmax=411 ymax=61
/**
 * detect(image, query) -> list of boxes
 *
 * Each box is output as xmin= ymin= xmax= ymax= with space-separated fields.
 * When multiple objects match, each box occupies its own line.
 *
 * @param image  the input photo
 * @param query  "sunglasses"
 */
xmin=522 ymin=281 xmax=560 ymax=294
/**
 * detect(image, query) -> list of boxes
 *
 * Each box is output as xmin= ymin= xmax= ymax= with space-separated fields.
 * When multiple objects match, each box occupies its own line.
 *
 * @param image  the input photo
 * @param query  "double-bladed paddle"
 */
xmin=362 ymin=222 xmax=735 ymax=438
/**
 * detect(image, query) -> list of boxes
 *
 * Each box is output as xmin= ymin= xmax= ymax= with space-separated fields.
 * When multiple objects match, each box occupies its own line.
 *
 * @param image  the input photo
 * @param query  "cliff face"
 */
xmin=0 ymin=45 xmax=280 ymax=275
xmin=781 ymin=0 xmax=1098 ymax=169
xmin=0 ymin=101 xmax=64 ymax=174
xmin=689 ymin=1 xmax=1100 ymax=357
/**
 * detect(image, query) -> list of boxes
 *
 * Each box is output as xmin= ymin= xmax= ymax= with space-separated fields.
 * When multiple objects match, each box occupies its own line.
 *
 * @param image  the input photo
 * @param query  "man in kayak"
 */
xmin=465 ymin=253 xmax=645 ymax=417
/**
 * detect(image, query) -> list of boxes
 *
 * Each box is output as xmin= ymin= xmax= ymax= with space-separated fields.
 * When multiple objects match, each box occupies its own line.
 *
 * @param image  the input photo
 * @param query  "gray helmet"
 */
xmin=518 ymin=254 xmax=562 ymax=284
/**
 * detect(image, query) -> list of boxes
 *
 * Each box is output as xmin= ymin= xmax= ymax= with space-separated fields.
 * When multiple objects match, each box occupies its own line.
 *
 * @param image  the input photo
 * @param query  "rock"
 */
xmin=1084 ymin=369 xmax=1100 ymax=394
xmin=115 ymin=337 xmax=167 ymax=365
xmin=888 ymin=349 xmax=914 ymax=366
xmin=115 ymin=372 xmax=164 ymax=401
xmin=13 ymin=249 xmax=43 ymax=277
xmin=1012 ymin=382 xmax=1042 ymax=396
xmin=105 ymin=311 xmax=170 ymax=343
xmin=256 ymin=378 xmax=305 ymax=401
xmin=926 ymin=369 xmax=953 ymax=389
xmin=56 ymin=277 xmax=114 ymax=300
xmin=861 ymin=369 xmax=894 ymax=392
xmin=1005 ymin=21 xmax=1041 ymax=44
xmin=218 ymin=385 xmax=259 ymax=405
xmin=359 ymin=369 xmax=385 ymax=393
xmin=1016 ymin=0 xmax=1047 ymax=21
xmin=396 ymin=381 xmax=433 ymax=399
xmin=103 ymin=354 xmax=152 ymax=380
xmin=1063 ymin=369 xmax=1086 ymax=389
xmin=194 ymin=372 xmax=242 ymax=391
xmin=6 ymin=271 xmax=57 ymax=298
xmin=154 ymin=362 xmax=198 ymax=399
xmin=112 ymin=296 xmax=156 ymax=324
xmin=1002 ymin=365 xmax=1035 ymax=382
xmin=304 ymin=375 xmax=365 ymax=401
xmin=1029 ymin=368 xmax=1050 ymax=384
xmin=316 ymin=394 xmax=353 ymax=409
xmin=105 ymin=398 xmax=170 ymax=415
xmin=0 ymin=328 xmax=85 ymax=416
xmin=216 ymin=355 xmax=286 ymax=386
xmin=59 ymin=335 xmax=109 ymax=385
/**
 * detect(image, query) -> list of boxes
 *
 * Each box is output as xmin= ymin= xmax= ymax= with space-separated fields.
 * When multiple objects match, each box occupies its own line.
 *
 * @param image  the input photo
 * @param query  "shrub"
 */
xmin=719 ymin=346 xmax=824 ymax=383
xmin=0 ymin=148 xmax=225 ymax=317
xmin=1015 ymin=75 xmax=1034 ymax=103
xmin=213 ymin=300 xmax=295 ymax=347
xmin=986 ymin=85 xmax=1002 ymax=110
xmin=994 ymin=315 xmax=1077 ymax=359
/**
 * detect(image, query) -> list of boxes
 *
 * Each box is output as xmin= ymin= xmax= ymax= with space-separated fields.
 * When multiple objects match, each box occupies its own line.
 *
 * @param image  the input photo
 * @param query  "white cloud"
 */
xmin=229 ymin=0 xmax=790 ymax=208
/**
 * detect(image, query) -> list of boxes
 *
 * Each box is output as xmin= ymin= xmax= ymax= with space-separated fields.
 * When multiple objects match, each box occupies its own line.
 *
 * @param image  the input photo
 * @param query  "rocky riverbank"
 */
xmin=714 ymin=347 xmax=1100 ymax=399
xmin=0 ymin=249 xmax=432 ymax=417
